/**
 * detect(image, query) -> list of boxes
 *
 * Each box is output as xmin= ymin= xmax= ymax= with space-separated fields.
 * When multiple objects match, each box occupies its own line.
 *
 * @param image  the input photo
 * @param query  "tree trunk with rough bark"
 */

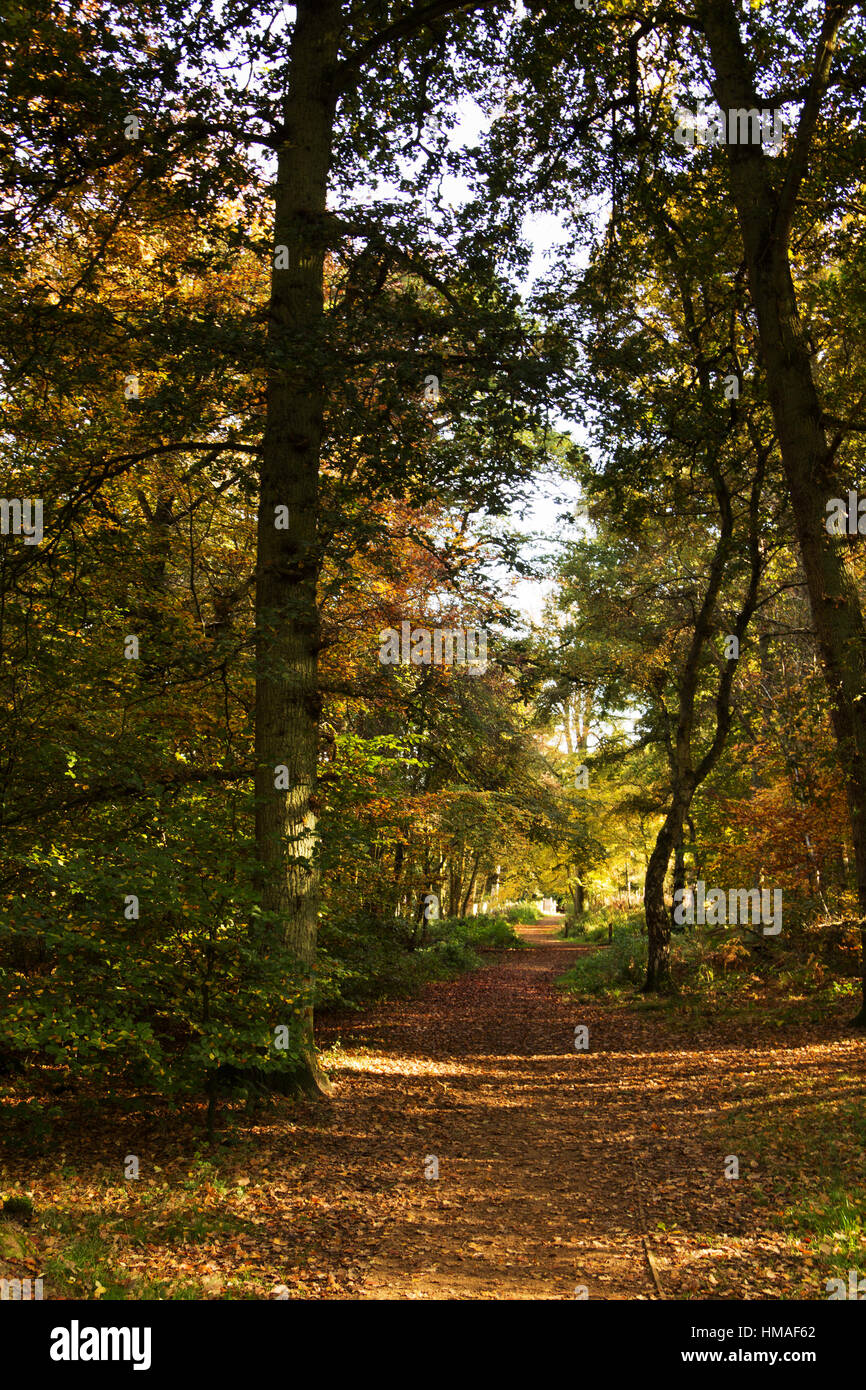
xmin=645 ymin=789 xmax=693 ymax=990
xmin=697 ymin=0 xmax=866 ymax=1024
xmin=670 ymin=831 xmax=686 ymax=934
xmin=254 ymin=0 xmax=341 ymax=1094
xmin=461 ymin=854 xmax=481 ymax=918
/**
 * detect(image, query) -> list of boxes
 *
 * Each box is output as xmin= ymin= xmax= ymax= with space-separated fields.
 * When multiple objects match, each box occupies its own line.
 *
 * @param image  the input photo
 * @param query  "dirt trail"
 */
xmin=4 ymin=919 xmax=861 ymax=1301
xmin=295 ymin=919 xmax=760 ymax=1300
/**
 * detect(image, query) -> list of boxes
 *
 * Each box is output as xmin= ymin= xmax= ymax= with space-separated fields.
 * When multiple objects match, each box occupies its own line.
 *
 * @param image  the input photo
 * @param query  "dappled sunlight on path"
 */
xmin=288 ymin=918 xmax=866 ymax=1299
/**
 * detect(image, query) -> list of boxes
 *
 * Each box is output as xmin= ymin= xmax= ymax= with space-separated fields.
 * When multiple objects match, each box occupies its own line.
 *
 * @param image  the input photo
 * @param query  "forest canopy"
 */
xmin=2 ymin=0 xmax=865 ymax=1108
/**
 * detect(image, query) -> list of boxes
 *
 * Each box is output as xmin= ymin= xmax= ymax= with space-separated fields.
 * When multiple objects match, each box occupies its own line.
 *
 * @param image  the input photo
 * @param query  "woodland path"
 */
xmin=278 ymin=918 xmax=818 ymax=1300
xmin=10 ymin=918 xmax=860 ymax=1300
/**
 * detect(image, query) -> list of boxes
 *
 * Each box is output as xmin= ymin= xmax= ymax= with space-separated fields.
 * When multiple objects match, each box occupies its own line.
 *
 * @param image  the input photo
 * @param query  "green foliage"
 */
xmin=315 ymin=911 xmax=520 ymax=1010
xmin=503 ymin=902 xmax=539 ymax=924
xmin=563 ymin=907 xmax=645 ymax=941
xmin=432 ymin=914 xmax=523 ymax=950
xmin=559 ymin=909 xmax=862 ymax=1023
xmin=1 ymin=794 xmax=307 ymax=1096
xmin=2 ymin=1195 xmax=34 ymax=1223
xmin=558 ymin=931 xmax=648 ymax=998
xmin=315 ymin=912 xmax=424 ymax=1008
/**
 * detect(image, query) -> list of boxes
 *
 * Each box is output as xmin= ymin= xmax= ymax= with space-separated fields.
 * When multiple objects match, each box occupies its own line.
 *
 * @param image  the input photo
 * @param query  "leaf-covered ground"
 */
xmin=1 ymin=920 xmax=863 ymax=1299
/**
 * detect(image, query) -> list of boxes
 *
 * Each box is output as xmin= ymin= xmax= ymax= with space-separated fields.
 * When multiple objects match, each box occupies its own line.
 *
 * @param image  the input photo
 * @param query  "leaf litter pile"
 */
xmin=1 ymin=921 xmax=863 ymax=1300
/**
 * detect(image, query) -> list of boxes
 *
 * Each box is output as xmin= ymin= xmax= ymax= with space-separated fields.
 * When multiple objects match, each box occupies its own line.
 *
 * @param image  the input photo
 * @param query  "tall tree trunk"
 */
xmin=449 ymin=849 xmax=462 ymax=918
xmin=638 ymin=195 xmax=767 ymax=991
xmin=685 ymin=813 xmax=699 ymax=927
xmin=645 ymin=792 xmax=692 ymax=990
xmin=642 ymin=461 xmax=762 ymax=988
xmin=697 ymin=0 xmax=866 ymax=1023
xmin=573 ymin=876 xmax=585 ymax=917
xmin=461 ymin=853 xmax=481 ymax=918
xmin=254 ymin=0 xmax=341 ymax=1094
xmin=670 ymin=830 xmax=686 ymax=933
xmin=565 ymin=875 xmax=585 ymax=938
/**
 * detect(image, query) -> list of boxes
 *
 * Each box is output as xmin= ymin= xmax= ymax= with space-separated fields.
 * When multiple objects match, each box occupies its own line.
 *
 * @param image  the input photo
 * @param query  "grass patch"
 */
xmin=34 ymin=1182 xmax=260 ymax=1299
xmin=557 ymin=910 xmax=860 ymax=1028
xmin=712 ymin=1091 xmax=866 ymax=1294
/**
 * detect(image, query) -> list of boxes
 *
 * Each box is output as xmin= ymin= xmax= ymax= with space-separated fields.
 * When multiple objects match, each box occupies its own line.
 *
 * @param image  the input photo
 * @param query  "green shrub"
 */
xmin=558 ymin=930 xmax=647 ymax=997
xmin=557 ymin=916 xmax=855 ymax=1017
xmin=1 ymin=796 xmax=308 ymax=1098
xmin=504 ymin=902 xmax=540 ymax=924
xmin=422 ymin=938 xmax=480 ymax=973
xmin=434 ymin=913 xmax=521 ymax=949
xmin=315 ymin=912 xmax=427 ymax=1008
xmin=315 ymin=910 xmax=521 ymax=1010
xmin=561 ymin=907 xmax=645 ymax=942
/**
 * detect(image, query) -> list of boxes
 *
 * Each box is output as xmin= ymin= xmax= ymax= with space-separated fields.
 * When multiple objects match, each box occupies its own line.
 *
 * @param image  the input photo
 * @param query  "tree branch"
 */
xmin=336 ymin=0 xmax=502 ymax=93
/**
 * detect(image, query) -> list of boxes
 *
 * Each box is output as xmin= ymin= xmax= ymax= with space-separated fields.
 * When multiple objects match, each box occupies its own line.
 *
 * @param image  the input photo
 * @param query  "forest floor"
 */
xmin=2 ymin=919 xmax=864 ymax=1300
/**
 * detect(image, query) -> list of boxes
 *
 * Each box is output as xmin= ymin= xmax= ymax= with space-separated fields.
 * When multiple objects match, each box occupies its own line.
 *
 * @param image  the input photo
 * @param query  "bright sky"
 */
xmin=441 ymin=100 xmax=587 ymax=626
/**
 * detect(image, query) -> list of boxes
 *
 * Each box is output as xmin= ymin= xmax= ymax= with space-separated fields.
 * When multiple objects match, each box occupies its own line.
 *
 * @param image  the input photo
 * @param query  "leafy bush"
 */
xmin=0 ymin=796 xmax=308 ymax=1097
xmin=561 ymin=907 xmax=645 ymax=942
xmin=558 ymin=930 xmax=648 ymax=997
xmin=423 ymin=937 xmax=480 ymax=972
xmin=559 ymin=923 xmax=766 ymax=1000
xmin=504 ymin=902 xmax=540 ymax=924
xmin=558 ymin=907 xmax=860 ymax=1021
xmin=315 ymin=910 xmax=521 ymax=1010
xmin=432 ymin=913 xmax=521 ymax=949
xmin=315 ymin=912 xmax=426 ymax=1008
